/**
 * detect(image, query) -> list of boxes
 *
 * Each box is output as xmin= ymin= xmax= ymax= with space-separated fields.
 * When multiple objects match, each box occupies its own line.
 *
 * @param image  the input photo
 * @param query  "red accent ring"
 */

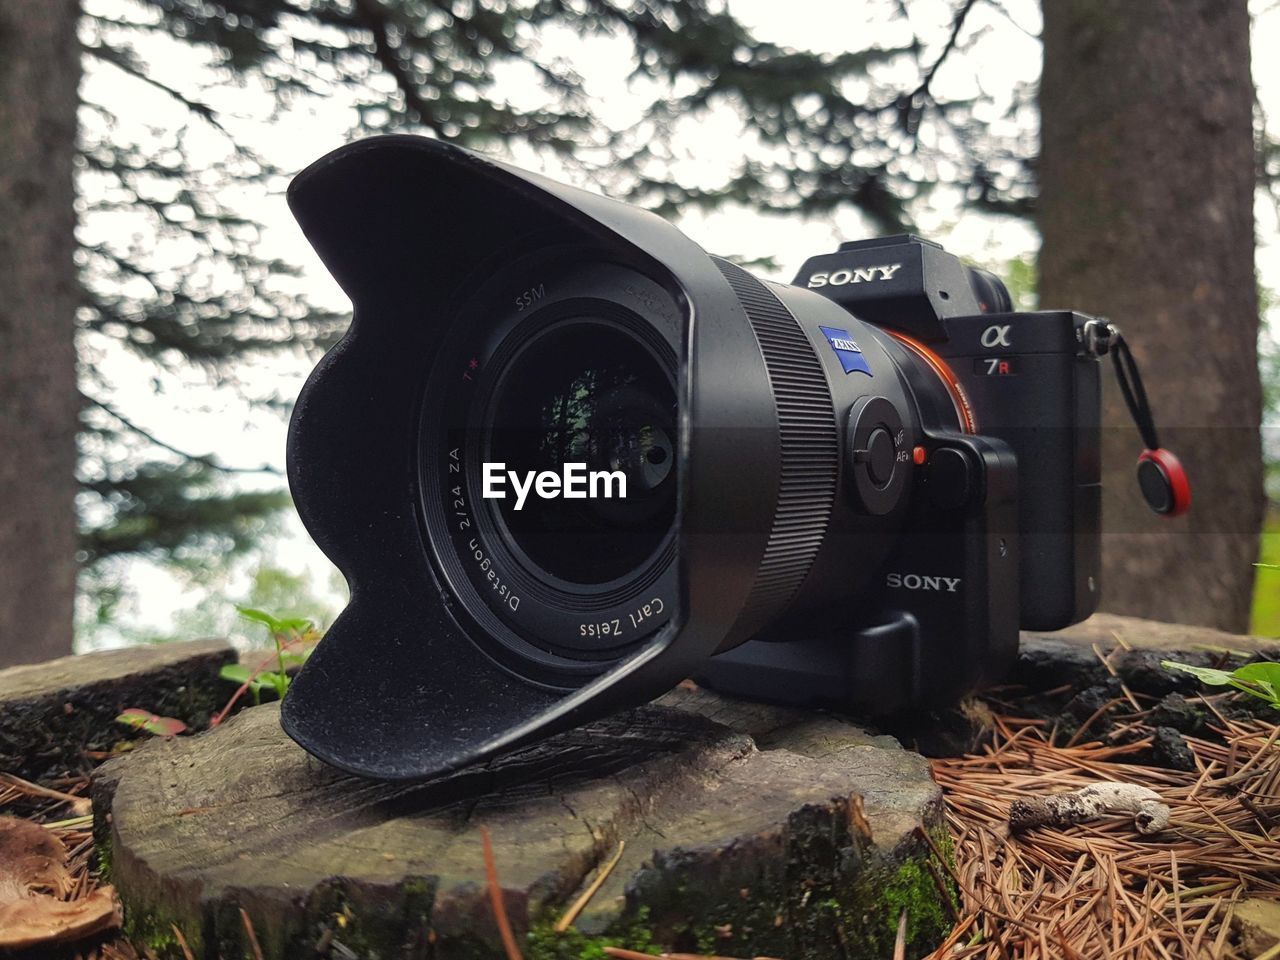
xmin=1139 ymin=448 xmax=1191 ymax=518
xmin=884 ymin=330 xmax=977 ymax=433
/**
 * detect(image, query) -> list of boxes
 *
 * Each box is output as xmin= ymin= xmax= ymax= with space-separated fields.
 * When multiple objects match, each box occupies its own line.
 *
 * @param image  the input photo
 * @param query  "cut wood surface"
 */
xmin=94 ymin=686 xmax=949 ymax=960
xmin=0 ymin=639 xmax=235 ymax=780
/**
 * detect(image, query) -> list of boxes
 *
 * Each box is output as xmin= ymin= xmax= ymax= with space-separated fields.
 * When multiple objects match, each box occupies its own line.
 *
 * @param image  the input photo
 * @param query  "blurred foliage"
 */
xmin=183 ymin=560 xmax=342 ymax=639
xmin=998 ymin=255 xmax=1037 ymax=312
xmin=76 ymin=553 xmax=342 ymax=648
xmin=969 ymin=251 xmax=1036 ymax=311
xmin=1254 ymin=510 xmax=1280 ymax=636
xmin=1260 ymin=283 xmax=1280 ymax=504
xmin=74 ymin=0 xmax=1280 ymax=641
xmin=595 ymin=0 xmax=1037 ymax=226
xmin=78 ymin=460 xmax=288 ymax=565
xmin=76 ymin=0 xmax=1035 ymax=589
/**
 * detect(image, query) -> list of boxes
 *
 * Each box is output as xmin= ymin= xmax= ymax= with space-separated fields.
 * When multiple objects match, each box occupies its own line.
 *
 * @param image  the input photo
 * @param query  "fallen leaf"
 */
xmin=0 ymin=817 xmax=71 ymax=896
xmin=0 ymin=816 xmax=121 ymax=950
xmin=116 ymin=708 xmax=188 ymax=736
xmin=0 ymin=886 xmax=121 ymax=950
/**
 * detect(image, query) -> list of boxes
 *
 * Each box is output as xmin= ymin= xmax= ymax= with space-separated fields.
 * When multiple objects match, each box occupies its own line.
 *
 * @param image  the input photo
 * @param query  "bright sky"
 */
xmin=77 ymin=0 xmax=1280 ymax=648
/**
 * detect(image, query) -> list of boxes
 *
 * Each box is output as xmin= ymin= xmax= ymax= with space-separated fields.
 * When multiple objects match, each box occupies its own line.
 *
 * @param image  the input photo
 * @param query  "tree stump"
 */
xmin=0 ymin=639 xmax=235 ymax=780
xmin=891 ymin=613 xmax=1280 ymax=756
xmin=93 ymin=686 xmax=951 ymax=960
xmin=1017 ymin=612 xmax=1280 ymax=695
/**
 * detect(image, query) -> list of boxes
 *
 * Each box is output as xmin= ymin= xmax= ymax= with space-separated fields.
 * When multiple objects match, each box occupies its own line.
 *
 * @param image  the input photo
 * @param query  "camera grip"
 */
xmin=942 ymin=312 xmax=1103 ymax=631
xmin=696 ymin=436 xmax=1019 ymax=714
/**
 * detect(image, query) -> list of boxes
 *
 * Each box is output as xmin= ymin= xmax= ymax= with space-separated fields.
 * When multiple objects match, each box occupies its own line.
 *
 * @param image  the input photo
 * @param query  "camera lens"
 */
xmin=486 ymin=320 xmax=677 ymax=585
xmin=283 ymin=137 xmax=1032 ymax=781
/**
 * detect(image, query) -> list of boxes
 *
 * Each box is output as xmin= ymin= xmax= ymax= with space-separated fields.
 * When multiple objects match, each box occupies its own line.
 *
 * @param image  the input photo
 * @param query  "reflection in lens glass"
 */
xmin=487 ymin=322 xmax=677 ymax=584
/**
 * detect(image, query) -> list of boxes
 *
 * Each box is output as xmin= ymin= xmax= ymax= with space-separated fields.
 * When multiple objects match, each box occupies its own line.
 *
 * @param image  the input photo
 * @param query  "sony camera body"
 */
xmin=695 ymin=235 xmax=1101 ymax=712
xmin=280 ymin=136 xmax=1107 ymax=779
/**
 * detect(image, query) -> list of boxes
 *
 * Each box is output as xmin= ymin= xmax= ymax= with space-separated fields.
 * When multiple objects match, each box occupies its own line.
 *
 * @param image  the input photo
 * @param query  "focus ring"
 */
xmin=714 ymin=258 xmax=839 ymax=626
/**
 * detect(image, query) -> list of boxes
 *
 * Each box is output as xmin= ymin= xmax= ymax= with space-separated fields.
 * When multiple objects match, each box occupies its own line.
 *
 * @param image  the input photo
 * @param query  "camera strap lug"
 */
xmin=1080 ymin=317 xmax=1117 ymax=359
xmin=1080 ymin=319 xmax=1191 ymax=518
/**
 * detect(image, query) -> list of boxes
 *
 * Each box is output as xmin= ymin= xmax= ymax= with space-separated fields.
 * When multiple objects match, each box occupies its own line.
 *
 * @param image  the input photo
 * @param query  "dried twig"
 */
xmin=1009 ymin=783 xmax=1170 ymax=835
xmin=0 ymin=773 xmax=91 ymax=816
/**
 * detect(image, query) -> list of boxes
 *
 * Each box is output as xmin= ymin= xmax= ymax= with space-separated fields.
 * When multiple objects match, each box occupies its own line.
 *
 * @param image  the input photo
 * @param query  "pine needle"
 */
xmin=555 ymin=840 xmax=626 ymax=933
xmin=170 ymin=924 xmax=195 ymax=960
xmin=481 ymin=826 xmax=525 ymax=960
xmin=893 ymin=909 xmax=908 ymax=960
xmin=926 ymin=710 xmax=1280 ymax=959
xmin=239 ymin=908 xmax=264 ymax=960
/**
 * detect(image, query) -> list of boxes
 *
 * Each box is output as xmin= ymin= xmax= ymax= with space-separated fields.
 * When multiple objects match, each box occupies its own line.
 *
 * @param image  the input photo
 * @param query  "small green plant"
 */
xmin=1163 ymin=659 xmax=1280 ymax=710
xmin=115 ymin=607 xmax=321 ymax=736
xmin=211 ymin=607 xmax=320 ymax=725
xmin=114 ymin=709 xmax=187 ymax=737
xmin=216 ymin=661 xmax=278 ymax=704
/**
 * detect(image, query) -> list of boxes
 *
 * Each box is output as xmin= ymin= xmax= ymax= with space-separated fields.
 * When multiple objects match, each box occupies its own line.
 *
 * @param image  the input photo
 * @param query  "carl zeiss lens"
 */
xmin=486 ymin=320 xmax=677 ymax=586
xmin=419 ymin=258 xmax=685 ymax=676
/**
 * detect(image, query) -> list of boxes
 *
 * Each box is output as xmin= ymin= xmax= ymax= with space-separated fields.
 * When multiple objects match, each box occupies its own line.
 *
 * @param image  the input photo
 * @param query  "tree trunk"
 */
xmin=1038 ymin=0 xmax=1263 ymax=632
xmin=0 ymin=0 xmax=81 ymax=665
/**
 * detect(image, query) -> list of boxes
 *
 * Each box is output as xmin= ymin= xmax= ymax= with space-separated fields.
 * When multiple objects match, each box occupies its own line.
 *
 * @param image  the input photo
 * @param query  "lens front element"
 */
xmin=418 ymin=258 xmax=684 ymax=677
xmin=487 ymin=321 xmax=678 ymax=585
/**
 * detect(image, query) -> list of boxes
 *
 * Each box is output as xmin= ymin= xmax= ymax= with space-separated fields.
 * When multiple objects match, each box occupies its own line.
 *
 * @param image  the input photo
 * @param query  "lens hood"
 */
xmin=282 ymin=136 xmax=782 ymax=779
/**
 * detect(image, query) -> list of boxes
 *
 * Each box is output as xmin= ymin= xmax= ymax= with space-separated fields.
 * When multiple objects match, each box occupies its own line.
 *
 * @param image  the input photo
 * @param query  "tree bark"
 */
xmin=0 ymin=0 xmax=81 ymax=665
xmin=1038 ymin=0 xmax=1263 ymax=631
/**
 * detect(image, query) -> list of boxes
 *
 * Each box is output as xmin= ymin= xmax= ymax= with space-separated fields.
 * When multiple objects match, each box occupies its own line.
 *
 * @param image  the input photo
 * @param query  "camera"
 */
xmin=281 ymin=135 xmax=1107 ymax=780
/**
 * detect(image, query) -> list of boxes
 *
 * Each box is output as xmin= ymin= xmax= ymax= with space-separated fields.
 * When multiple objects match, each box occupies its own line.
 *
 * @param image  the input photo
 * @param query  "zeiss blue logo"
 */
xmin=820 ymin=325 xmax=872 ymax=376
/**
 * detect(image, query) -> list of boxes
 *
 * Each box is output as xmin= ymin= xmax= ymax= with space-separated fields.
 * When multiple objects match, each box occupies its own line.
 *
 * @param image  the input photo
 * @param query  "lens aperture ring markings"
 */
xmin=713 ymin=258 xmax=840 ymax=626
